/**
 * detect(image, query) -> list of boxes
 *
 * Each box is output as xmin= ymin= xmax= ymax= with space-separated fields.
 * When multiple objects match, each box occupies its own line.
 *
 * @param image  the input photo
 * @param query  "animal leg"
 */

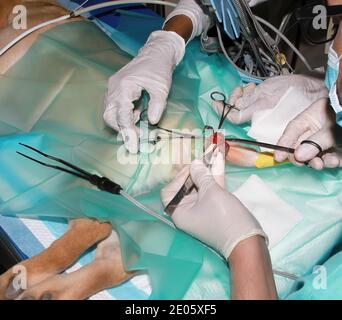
xmin=0 ymin=218 xmax=112 ymax=299
xmin=17 ymin=231 xmax=133 ymax=300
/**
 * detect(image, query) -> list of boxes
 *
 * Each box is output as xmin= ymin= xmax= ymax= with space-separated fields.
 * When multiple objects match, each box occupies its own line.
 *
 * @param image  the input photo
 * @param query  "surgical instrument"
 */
xmin=16 ymin=143 xmax=175 ymax=228
xmin=226 ymin=138 xmax=328 ymax=156
xmin=300 ymin=140 xmax=323 ymax=154
xmin=210 ymin=91 xmax=240 ymax=129
xmin=140 ymin=100 xmax=295 ymax=154
xmin=225 ymin=137 xmax=295 ymax=154
xmin=138 ymin=108 xmax=202 ymax=141
xmin=209 ymin=90 xmax=297 ymax=154
xmin=163 ymin=131 xmax=301 ymax=216
xmin=15 ymin=146 xmax=299 ymax=281
xmin=209 ymin=90 xmax=294 ymax=153
xmin=164 ymin=144 xmax=217 ymax=216
xmin=15 ymin=144 xmax=300 ymax=281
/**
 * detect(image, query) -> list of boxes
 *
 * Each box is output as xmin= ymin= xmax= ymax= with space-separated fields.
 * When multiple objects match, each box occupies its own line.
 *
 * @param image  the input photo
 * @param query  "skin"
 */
xmin=229 ymin=236 xmax=277 ymax=300
xmin=163 ymin=15 xmax=193 ymax=42
xmin=327 ymin=1 xmax=342 ymax=103
xmin=327 ymin=0 xmax=342 ymax=5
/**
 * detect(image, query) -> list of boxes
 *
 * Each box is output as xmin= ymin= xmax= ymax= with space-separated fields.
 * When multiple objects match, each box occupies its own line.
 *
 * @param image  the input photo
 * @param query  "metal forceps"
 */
xmin=16 ymin=143 xmax=175 ymax=227
xmin=17 ymin=143 xmax=123 ymax=194
xmin=210 ymin=91 xmax=240 ymax=129
xmin=210 ymin=91 xmax=296 ymax=153
xmin=164 ymin=144 xmax=217 ymax=216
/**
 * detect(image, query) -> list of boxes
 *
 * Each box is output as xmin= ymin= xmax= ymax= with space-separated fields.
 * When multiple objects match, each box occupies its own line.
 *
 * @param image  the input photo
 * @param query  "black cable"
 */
xmin=239 ymin=22 xmax=269 ymax=77
xmin=291 ymin=15 xmax=301 ymax=70
xmin=302 ymin=20 xmax=338 ymax=45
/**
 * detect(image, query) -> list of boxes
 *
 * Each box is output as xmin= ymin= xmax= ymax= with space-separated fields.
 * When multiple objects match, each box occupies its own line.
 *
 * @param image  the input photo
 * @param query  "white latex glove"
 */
xmin=161 ymin=150 xmax=267 ymax=259
xmin=104 ymin=30 xmax=185 ymax=153
xmin=274 ymin=98 xmax=342 ymax=170
xmin=213 ymin=75 xmax=327 ymax=125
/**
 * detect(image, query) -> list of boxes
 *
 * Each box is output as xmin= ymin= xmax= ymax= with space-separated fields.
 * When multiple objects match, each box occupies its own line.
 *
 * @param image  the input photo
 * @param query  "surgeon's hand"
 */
xmin=274 ymin=98 xmax=342 ymax=169
xmin=104 ymin=30 xmax=185 ymax=153
xmin=161 ymin=150 xmax=267 ymax=259
xmin=213 ymin=75 xmax=327 ymax=125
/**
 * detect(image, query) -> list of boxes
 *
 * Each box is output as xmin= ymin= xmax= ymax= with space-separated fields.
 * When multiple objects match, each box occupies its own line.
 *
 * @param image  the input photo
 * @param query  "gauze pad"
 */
xmin=247 ymin=87 xmax=313 ymax=150
xmin=233 ymin=174 xmax=303 ymax=248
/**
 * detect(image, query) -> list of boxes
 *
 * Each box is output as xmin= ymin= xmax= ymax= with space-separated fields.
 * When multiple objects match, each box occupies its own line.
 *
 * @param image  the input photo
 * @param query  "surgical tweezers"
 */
xmin=17 ymin=143 xmax=123 ymax=195
xmin=164 ymin=144 xmax=217 ymax=216
xmin=16 ymin=143 xmax=175 ymax=228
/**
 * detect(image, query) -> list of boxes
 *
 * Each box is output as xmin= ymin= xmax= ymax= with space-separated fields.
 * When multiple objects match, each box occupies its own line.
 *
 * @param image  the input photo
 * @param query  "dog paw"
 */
xmin=17 ymin=274 xmax=70 ymax=300
xmin=0 ymin=264 xmax=28 ymax=300
xmin=0 ymin=257 xmax=64 ymax=300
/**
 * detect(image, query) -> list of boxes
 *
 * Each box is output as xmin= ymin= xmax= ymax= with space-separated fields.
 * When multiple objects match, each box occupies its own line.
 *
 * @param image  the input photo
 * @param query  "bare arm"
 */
xmin=228 ymin=236 xmax=277 ymax=300
xmin=328 ymin=0 xmax=342 ymax=49
xmin=163 ymin=15 xmax=193 ymax=42
xmin=163 ymin=0 xmax=210 ymax=43
xmin=327 ymin=0 xmax=342 ymax=5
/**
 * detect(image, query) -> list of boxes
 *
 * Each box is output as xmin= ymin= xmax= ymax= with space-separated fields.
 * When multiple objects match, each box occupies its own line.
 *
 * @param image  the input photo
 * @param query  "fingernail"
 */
xmin=274 ymin=151 xmax=286 ymax=163
xmin=5 ymin=280 xmax=22 ymax=299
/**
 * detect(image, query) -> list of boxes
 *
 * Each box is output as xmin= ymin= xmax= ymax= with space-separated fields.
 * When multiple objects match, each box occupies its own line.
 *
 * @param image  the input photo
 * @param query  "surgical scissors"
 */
xmin=138 ymin=105 xmax=313 ymax=155
xmin=225 ymin=137 xmax=295 ymax=154
xmin=138 ymin=101 xmax=296 ymax=154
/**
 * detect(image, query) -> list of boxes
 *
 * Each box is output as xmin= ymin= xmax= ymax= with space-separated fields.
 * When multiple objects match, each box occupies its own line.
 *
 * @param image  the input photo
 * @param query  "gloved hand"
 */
xmin=213 ymin=75 xmax=327 ymax=125
xmin=161 ymin=150 xmax=267 ymax=259
xmin=104 ymin=30 xmax=185 ymax=153
xmin=274 ymin=98 xmax=342 ymax=169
